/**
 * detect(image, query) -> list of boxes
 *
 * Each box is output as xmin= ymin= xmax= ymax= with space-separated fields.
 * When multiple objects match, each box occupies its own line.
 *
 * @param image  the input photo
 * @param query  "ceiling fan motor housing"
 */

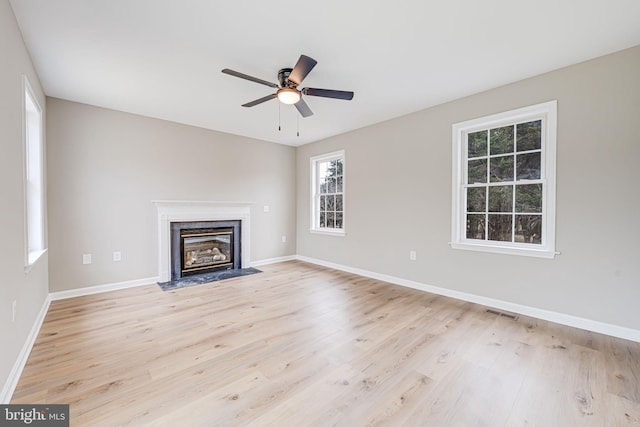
xmin=278 ymin=68 xmax=295 ymax=88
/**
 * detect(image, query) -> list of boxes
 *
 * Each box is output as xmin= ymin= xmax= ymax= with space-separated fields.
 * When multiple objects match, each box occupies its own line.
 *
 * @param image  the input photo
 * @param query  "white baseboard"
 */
xmin=1 ymin=294 xmax=51 ymax=404
xmin=296 ymin=255 xmax=640 ymax=343
xmin=49 ymin=276 xmax=158 ymax=301
xmin=250 ymin=255 xmax=297 ymax=267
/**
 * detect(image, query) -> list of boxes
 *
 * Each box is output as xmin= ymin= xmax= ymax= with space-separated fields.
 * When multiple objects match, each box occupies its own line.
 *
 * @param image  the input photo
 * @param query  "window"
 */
xmin=451 ymin=101 xmax=557 ymax=258
xmin=310 ymin=150 xmax=345 ymax=235
xmin=23 ymin=76 xmax=46 ymax=268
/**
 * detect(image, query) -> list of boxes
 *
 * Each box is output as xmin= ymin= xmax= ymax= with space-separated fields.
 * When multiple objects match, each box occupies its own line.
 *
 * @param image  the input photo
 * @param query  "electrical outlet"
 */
xmin=12 ymin=300 xmax=17 ymax=322
xmin=409 ymin=250 xmax=417 ymax=261
xmin=263 ymin=205 xmax=270 ymax=213
xmin=113 ymin=251 xmax=122 ymax=262
xmin=281 ymin=235 xmax=287 ymax=243
xmin=82 ymin=254 xmax=92 ymax=265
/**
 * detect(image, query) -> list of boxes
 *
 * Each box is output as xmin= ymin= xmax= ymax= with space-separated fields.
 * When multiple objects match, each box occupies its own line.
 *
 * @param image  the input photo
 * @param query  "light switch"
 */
xmin=82 ymin=254 xmax=92 ymax=265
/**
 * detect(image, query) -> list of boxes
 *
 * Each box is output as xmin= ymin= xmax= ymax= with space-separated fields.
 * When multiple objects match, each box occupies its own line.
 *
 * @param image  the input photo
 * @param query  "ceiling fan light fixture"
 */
xmin=277 ymin=87 xmax=301 ymax=105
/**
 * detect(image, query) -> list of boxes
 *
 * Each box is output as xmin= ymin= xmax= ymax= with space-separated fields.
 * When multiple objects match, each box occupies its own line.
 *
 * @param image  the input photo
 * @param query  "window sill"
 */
xmin=451 ymin=242 xmax=557 ymax=259
xmin=25 ymin=248 xmax=47 ymax=273
xmin=310 ymin=228 xmax=346 ymax=237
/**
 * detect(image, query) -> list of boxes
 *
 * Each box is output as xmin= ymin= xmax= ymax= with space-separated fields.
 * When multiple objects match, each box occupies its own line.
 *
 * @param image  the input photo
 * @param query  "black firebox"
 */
xmin=170 ymin=220 xmax=241 ymax=280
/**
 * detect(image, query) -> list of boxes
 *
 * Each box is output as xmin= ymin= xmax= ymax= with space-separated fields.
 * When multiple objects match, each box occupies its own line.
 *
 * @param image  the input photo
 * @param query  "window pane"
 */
xmin=320 ymin=179 xmax=327 ymax=194
xmin=488 ymin=185 xmax=513 ymax=212
xmin=319 ymin=212 xmax=326 ymax=227
xmin=325 ymin=160 xmax=339 ymax=178
xmin=335 ymin=159 xmax=343 ymax=176
xmin=326 ymin=212 xmax=335 ymax=228
xmin=337 ymin=176 xmax=343 ymax=193
xmin=319 ymin=161 xmax=328 ymax=179
xmin=490 ymin=125 xmax=514 ymax=155
xmin=320 ymin=195 xmax=325 ymax=211
xmin=516 ymin=120 xmax=541 ymax=152
xmin=515 ymin=184 xmax=542 ymax=213
xmin=466 ymin=214 xmax=486 ymax=240
xmin=488 ymin=214 xmax=512 ymax=242
xmin=466 ymin=187 xmax=486 ymax=213
xmin=468 ymin=159 xmax=487 ymax=184
xmin=335 ymin=194 xmax=343 ymax=211
xmin=326 ymin=195 xmax=335 ymax=211
xmin=515 ymin=215 xmax=542 ymax=244
xmin=516 ymin=152 xmax=541 ymax=180
xmin=335 ymin=212 xmax=343 ymax=229
xmin=468 ymin=130 xmax=487 ymax=157
xmin=490 ymin=156 xmax=514 ymax=182
xmin=327 ymin=178 xmax=336 ymax=193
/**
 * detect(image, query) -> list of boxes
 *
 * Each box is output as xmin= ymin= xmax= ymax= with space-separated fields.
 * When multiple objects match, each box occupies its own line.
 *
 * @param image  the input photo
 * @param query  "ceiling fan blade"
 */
xmin=302 ymin=87 xmax=354 ymax=100
xmin=242 ymin=93 xmax=277 ymax=107
xmin=288 ymin=55 xmax=318 ymax=86
xmin=222 ymin=69 xmax=279 ymax=88
xmin=294 ymin=98 xmax=313 ymax=117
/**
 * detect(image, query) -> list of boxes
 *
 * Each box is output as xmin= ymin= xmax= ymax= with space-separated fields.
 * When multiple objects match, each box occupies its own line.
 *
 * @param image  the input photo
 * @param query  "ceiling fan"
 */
xmin=222 ymin=54 xmax=354 ymax=118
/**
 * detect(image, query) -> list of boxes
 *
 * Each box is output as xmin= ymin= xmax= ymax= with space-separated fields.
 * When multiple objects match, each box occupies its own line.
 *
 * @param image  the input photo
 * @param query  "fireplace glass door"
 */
xmin=181 ymin=228 xmax=233 ymax=275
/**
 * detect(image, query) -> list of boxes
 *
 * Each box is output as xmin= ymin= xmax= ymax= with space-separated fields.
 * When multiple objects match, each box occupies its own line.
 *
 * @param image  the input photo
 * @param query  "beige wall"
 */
xmin=297 ymin=46 xmax=640 ymax=331
xmin=46 ymin=99 xmax=296 ymax=292
xmin=0 ymin=0 xmax=49 ymax=400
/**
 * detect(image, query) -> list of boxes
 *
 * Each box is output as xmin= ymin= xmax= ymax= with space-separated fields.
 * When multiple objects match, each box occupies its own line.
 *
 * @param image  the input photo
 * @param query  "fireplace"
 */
xmin=153 ymin=200 xmax=252 ymax=283
xmin=170 ymin=220 xmax=241 ymax=280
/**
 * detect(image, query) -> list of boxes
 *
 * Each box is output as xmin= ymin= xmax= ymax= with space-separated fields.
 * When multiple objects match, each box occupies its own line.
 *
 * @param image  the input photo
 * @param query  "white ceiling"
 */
xmin=10 ymin=1 xmax=640 ymax=146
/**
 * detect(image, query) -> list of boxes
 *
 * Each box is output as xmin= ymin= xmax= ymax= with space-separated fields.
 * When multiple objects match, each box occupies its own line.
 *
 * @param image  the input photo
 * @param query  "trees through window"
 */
xmin=311 ymin=150 xmax=345 ymax=235
xmin=452 ymin=101 xmax=557 ymax=258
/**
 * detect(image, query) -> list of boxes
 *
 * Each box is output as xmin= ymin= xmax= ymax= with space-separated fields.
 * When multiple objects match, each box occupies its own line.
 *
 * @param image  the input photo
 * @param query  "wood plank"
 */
xmin=11 ymin=260 xmax=640 ymax=426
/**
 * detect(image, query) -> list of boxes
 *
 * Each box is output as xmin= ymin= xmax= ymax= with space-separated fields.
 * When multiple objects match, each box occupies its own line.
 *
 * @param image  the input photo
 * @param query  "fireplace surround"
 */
xmin=153 ymin=200 xmax=252 ymax=283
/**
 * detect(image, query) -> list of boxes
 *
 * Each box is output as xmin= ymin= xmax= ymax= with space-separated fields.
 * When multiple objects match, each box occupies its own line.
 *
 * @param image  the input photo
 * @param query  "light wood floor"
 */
xmin=12 ymin=261 xmax=640 ymax=426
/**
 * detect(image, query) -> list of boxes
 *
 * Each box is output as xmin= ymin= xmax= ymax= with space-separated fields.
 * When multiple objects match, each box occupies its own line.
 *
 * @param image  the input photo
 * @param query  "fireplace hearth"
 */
xmin=170 ymin=220 xmax=241 ymax=280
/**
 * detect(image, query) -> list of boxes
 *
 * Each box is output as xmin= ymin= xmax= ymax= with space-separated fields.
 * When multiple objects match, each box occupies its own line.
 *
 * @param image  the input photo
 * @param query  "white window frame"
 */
xmin=451 ymin=100 xmax=557 ymax=258
xmin=310 ymin=150 xmax=345 ymax=236
xmin=23 ymin=75 xmax=47 ymax=270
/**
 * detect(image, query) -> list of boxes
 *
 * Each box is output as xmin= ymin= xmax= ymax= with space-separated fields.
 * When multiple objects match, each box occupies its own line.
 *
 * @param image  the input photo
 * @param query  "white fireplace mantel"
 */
xmin=153 ymin=200 xmax=253 ymax=282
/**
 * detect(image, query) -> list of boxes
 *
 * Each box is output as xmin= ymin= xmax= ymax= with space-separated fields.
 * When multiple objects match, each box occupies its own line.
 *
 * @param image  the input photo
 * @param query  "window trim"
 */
xmin=23 ymin=75 xmax=47 ymax=271
xmin=310 ymin=150 xmax=346 ymax=236
xmin=451 ymin=101 xmax=557 ymax=258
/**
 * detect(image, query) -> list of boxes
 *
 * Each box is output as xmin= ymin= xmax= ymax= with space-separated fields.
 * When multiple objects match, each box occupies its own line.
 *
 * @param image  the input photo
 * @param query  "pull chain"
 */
xmin=277 ymin=104 xmax=301 ymax=136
